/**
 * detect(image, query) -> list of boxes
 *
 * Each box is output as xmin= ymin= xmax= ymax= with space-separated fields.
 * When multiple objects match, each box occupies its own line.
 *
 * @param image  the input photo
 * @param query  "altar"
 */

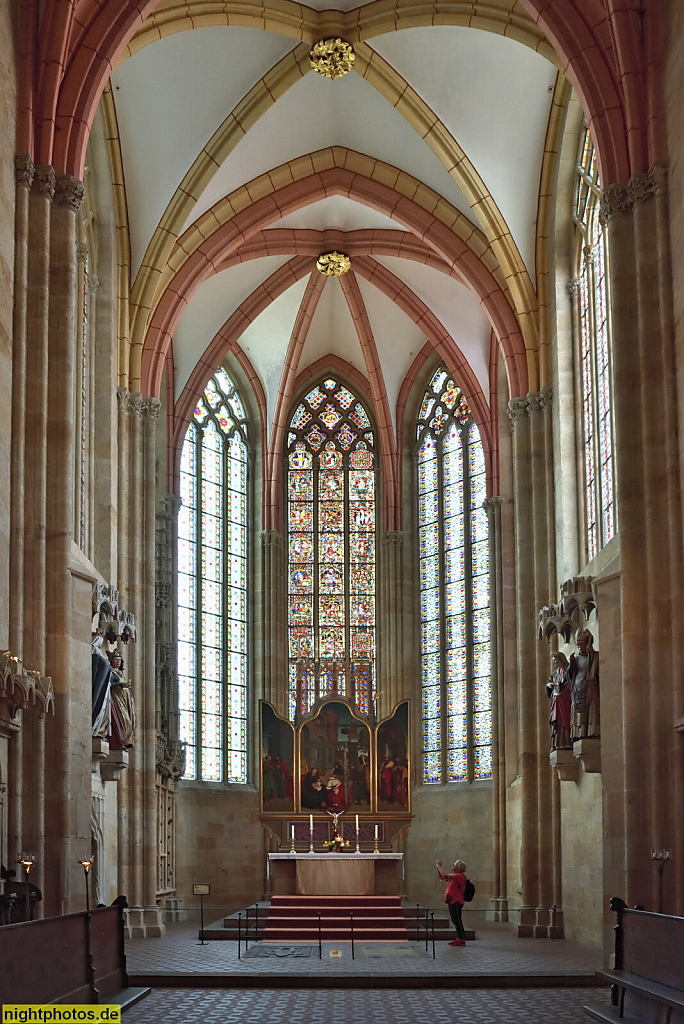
xmin=267 ymin=852 xmax=404 ymax=896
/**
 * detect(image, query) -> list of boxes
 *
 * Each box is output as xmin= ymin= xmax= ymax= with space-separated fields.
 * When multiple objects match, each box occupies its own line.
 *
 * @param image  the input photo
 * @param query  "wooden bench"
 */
xmin=584 ymin=898 xmax=684 ymax=1024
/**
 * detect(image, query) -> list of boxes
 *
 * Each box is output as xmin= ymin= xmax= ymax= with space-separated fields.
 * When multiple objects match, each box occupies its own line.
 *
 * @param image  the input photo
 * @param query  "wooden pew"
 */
xmin=584 ymin=898 xmax=684 ymax=1024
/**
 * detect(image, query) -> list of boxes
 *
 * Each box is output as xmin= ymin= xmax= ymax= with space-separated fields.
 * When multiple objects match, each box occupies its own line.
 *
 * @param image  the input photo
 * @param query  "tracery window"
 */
xmin=417 ymin=369 xmax=491 ymax=784
xmin=573 ymin=127 xmax=616 ymax=560
xmin=177 ymin=369 xmax=248 ymax=782
xmin=287 ymin=377 xmax=376 ymax=720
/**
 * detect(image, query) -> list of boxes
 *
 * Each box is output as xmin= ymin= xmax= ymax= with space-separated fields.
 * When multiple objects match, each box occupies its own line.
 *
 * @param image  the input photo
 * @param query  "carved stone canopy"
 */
xmin=93 ymin=582 xmax=137 ymax=643
xmin=538 ymin=576 xmax=595 ymax=641
xmin=0 ymin=651 xmax=54 ymax=716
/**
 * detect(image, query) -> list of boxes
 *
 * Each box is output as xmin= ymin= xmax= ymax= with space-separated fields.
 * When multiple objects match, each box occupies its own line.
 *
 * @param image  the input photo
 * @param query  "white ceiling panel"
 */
xmin=112 ymin=28 xmax=296 ymax=277
xmin=373 ymin=256 xmax=491 ymax=398
xmin=172 ymin=256 xmax=291 ymax=400
xmin=236 ymin=274 xmax=311 ymax=432
xmin=185 ymin=71 xmax=474 ymax=231
xmin=273 ymin=196 xmax=401 ymax=232
xmin=369 ymin=27 xmax=557 ymax=271
xmin=298 ymin=277 xmax=366 ymax=379
xmin=354 ymin=274 xmax=426 ymax=431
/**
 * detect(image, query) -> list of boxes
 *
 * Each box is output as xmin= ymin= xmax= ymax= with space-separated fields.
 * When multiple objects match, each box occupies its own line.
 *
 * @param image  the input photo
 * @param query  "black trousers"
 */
xmin=448 ymin=901 xmax=466 ymax=940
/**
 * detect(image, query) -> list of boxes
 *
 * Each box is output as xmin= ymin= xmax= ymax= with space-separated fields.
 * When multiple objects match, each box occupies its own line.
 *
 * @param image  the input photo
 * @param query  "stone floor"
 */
xmin=121 ymin=985 xmax=611 ymax=1024
xmin=125 ymin=915 xmax=604 ymax=980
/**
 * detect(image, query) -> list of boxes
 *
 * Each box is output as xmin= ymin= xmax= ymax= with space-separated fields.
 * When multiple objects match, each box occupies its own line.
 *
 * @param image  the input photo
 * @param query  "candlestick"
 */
xmin=290 ymin=824 xmax=296 ymax=853
xmin=355 ymin=814 xmax=360 ymax=853
xmin=309 ymin=814 xmax=314 ymax=853
xmin=373 ymin=823 xmax=379 ymax=854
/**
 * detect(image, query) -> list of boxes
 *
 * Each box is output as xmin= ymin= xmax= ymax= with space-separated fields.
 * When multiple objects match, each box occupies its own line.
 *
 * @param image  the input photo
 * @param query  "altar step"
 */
xmin=206 ymin=900 xmax=474 ymax=942
xmin=262 ymin=895 xmax=408 ymax=943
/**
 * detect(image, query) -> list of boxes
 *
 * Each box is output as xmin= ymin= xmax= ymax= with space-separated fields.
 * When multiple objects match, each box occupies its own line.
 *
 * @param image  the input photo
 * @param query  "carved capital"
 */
xmin=117 ymin=388 xmax=145 ymax=416
xmin=86 ymin=273 xmax=100 ymax=294
xmin=143 ymin=396 xmax=161 ymax=421
xmin=32 ymin=165 xmax=56 ymax=199
xmin=76 ymin=243 xmax=89 ymax=264
xmin=261 ymin=530 xmax=284 ymax=549
xmin=567 ymin=278 xmax=580 ymax=298
xmin=54 ymin=174 xmax=85 ymax=211
xmin=526 ymin=387 xmax=552 ymax=414
xmin=600 ymin=167 xmax=660 ymax=222
xmin=15 ymin=154 xmax=35 ymax=189
xmin=507 ymin=396 xmax=528 ymax=422
xmin=482 ymin=496 xmax=503 ymax=517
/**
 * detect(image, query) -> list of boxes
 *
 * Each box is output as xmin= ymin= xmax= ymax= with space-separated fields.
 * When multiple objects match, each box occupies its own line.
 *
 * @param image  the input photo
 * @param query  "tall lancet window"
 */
xmin=177 ymin=369 xmax=248 ymax=782
xmin=417 ymin=369 xmax=491 ymax=784
xmin=574 ymin=127 xmax=616 ymax=559
xmin=287 ymin=377 xmax=376 ymax=720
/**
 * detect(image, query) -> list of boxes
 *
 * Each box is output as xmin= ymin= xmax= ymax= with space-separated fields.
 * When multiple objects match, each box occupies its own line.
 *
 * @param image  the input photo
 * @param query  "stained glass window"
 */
xmin=287 ymin=379 xmax=376 ymax=719
xmin=573 ymin=127 xmax=616 ymax=560
xmin=178 ymin=369 xmax=248 ymax=782
xmin=417 ymin=369 xmax=492 ymax=783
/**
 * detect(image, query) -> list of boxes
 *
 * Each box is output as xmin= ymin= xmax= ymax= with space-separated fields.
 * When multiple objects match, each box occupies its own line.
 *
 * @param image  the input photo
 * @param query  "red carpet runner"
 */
xmin=263 ymin=895 xmax=408 ymax=942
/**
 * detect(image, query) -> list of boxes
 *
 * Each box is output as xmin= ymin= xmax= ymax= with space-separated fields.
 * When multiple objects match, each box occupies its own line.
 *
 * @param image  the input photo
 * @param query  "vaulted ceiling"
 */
xmin=103 ymin=4 xmax=562 ymax=473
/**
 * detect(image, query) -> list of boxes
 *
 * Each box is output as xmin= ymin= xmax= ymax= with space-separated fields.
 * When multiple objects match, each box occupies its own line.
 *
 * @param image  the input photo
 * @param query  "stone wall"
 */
xmin=404 ymin=781 xmax=493 ymax=915
xmin=0 ymin=0 xmax=16 ymax=648
xmin=175 ymin=785 xmax=266 ymax=908
xmin=559 ymin=770 xmax=603 ymax=947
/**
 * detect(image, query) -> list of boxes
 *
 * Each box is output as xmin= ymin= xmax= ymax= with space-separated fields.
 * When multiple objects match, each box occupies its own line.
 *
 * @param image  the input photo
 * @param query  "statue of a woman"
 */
xmin=92 ymin=634 xmax=112 ymax=738
xmin=107 ymin=650 xmax=136 ymax=749
xmin=546 ymin=651 xmax=572 ymax=749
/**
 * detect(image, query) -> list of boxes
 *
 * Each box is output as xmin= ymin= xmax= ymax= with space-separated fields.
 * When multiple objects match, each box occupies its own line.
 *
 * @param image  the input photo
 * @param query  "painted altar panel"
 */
xmin=377 ymin=701 xmax=410 ymax=812
xmin=260 ymin=702 xmax=295 ymax=812
xmin=299 ymin=700 xmax=371 ymax=813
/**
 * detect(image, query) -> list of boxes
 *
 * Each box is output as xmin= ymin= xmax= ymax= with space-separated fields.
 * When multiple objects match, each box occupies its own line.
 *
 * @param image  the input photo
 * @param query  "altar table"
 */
xmin=267 ymin=853 xmax=404 ymax=896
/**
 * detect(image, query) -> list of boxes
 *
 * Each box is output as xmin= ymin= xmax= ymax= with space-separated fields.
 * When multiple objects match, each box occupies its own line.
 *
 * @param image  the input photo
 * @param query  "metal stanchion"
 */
xmin=431 ymin=912 xmax=436 ymax=958
xmin=350 ymin=912 xmax=355 ymax=960
xmin=415 ymin=903 xmax=420 ymax=943
xmin=254 ymin=902 xmax=259 ymax=944
xmin=245 ymin=905 xmax=250 ymax=951
xmin=237 ymin=912 xmax=242 ymax=959
xmin=425 ymin=907 xmax=429 ymax=951
xmin=318 ymin=912 xmax=322 ymax=959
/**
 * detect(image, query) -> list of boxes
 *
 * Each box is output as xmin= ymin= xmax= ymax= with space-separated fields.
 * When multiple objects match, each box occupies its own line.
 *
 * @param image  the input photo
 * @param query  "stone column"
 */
xmin=115 ymin=389 xmax=164 ymax=935
xmin=377 ymin=531 xmax=405 ymax=721
xmin=484 ymin=497 xmax=508 ymax=921
xmin=9 ymin=156 xmax=34 ymax=658
xmin=44 ymin=173 xmax=88 ymax=916
xmin=23 ymin=165 xmax=54 ymax=674
xmin=508 ymin=389 xmax=557 ymax=936
xmin=601 ymin=169 xmax=683 ymax=916
xmin=259 ymin=531 xmax=286 ymax=712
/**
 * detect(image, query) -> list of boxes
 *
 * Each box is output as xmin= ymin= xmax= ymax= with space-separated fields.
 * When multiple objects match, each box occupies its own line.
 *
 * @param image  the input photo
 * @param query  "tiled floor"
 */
xmin=122 ymin=986 xmax=611 ymax=1024
xmin=125 ymin=916 xmax=604 ymax=979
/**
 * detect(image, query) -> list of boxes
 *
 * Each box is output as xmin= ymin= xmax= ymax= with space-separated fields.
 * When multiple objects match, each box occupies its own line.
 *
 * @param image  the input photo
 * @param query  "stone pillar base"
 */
xmin=486 ymin=897 xmax=509 ymax=922
xmin=516 ymin=904 xmax=536 ymax=937
xmin=164 ymin=897 xmax=187 ymax=922
xmin=125 ymin=905 xmax=166 ymax=937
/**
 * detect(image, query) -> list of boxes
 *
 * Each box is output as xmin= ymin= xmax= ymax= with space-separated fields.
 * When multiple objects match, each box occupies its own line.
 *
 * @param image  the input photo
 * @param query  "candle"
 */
xmin=355 ymin=814 xmax=359 ymax=832
xmin=291 ymin=824 xmax=295 ymax=841
xmin=374 ymin=824 xmax=378 ymax=840
xmin=310 ymin=814 xmax=313 ymax=833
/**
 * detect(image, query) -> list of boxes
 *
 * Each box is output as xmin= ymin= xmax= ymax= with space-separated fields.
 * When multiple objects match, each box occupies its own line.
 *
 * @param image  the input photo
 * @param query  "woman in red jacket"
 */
xmin=436 ymin=859 xmax=467 ymax=945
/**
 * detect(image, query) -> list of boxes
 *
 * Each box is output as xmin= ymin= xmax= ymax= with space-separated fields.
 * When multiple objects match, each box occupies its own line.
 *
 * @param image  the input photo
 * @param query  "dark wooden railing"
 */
xmin=0 ymin=906 xmax=128 ymax=1005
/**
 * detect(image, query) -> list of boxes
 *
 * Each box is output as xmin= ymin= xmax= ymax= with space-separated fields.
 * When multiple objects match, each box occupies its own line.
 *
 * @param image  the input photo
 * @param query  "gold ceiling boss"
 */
xmin=310 ymin=38 xmax=356 ymax=79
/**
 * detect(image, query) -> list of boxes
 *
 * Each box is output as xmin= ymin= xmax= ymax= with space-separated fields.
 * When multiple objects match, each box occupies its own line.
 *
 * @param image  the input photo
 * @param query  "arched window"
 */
xmin=417 ymin=369 xmax=491 ymax=784
xmin=573 ymin=127 xmax=616 ymax=560
xmin=177 ymin=369 xmax=248 ymax=782
xmin=286 ymin=377 xmax=376 ymax=720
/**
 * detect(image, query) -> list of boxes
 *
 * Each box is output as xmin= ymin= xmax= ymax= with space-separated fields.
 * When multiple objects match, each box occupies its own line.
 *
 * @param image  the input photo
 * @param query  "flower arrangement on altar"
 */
xmin=323 ymin=834 xmax=350 ymax=851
